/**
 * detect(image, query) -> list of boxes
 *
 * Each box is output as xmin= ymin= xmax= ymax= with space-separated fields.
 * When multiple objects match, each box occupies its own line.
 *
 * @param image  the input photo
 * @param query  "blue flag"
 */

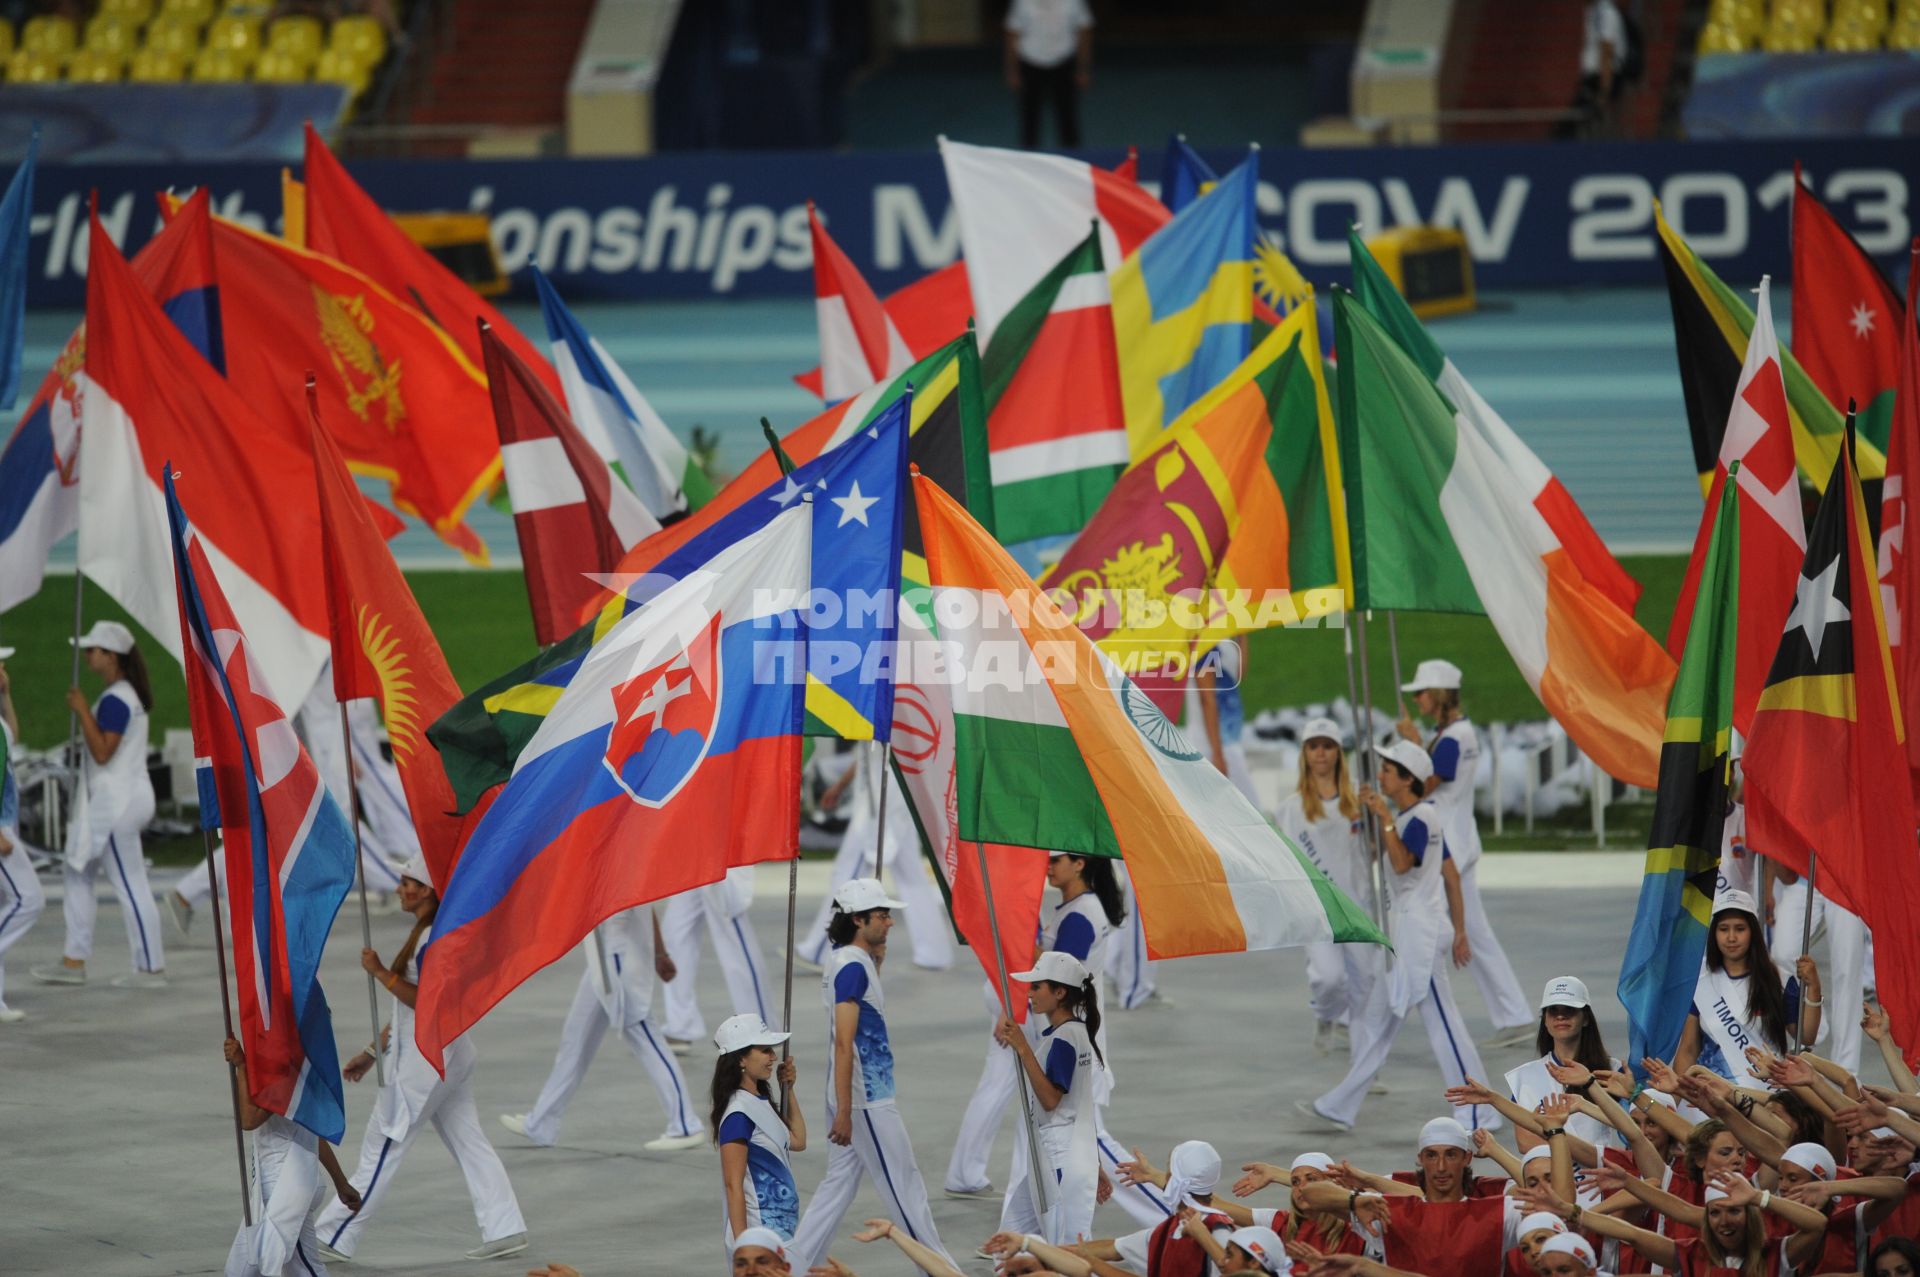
xmin=1160 ymin=133 xmax=1216 ymax=213
xmin=0 ymin=128 xmax=36 ymax=410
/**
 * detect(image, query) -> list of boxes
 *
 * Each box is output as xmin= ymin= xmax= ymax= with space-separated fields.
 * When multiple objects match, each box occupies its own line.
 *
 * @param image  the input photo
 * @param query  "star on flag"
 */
xmin=1785 ymin=554 xmax=1850 ymax=662
xmin=1850 ymin=301 xmax=1876 ymax=339
xmin=831 ymin=480 xmax=879 ymax=527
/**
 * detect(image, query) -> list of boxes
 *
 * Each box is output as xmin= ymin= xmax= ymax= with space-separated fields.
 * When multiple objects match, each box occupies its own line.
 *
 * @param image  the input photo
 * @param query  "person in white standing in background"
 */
xmin=713 ymin=1014 xmax=807 ymax=1254
xmin=1396 ymin=658 xmax=1532 ymax=1048
xmin=314 ymin=853 xmax=528 ymax=1264
xmin=993 ymin=949 xmax=1106 ymax=1248
xmin=499 ymin=903 xmax=706 ymax=1152
xmin=33 ymin=620 xmax=164 ymax=988
xmin=1005 ymin=0 xmax=1093 ymax=149
xmin=0 ymin=646 xmax=43 ymax=1020
xmin=1299 ymin=740 xmax=1497 ymax=1134
xmin=1767 ymin=855 xmax=1871 ymax=1072
xmin=1275 ymin=717 xmax=1374 ymax=1057
xmin=659 ymin=868 xmax=777 ymax=1053
xmin=786 ymin=878 xmax=953 ymax=1275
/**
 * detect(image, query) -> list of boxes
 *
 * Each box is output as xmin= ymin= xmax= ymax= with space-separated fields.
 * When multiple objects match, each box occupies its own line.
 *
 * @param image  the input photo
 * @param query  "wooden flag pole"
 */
xmin=1793 ymin=851 xmax=1818 ymax=1054
xmin=973 ymin=839 xmax=1053 ymax=1220
xmin=200 ymin=827 xmax=254 ymax=1226
xmin=336 ymin=702 xmax=387 ymax=1088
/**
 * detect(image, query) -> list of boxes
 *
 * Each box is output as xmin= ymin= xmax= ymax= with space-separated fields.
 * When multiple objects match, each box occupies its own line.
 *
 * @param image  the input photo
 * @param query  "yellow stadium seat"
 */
xmin=265 ymin=14 xmax=322 ymax=66
xmin=21 ymin=16 xmax=76 ymax=63
xmin=0 ymin=22 xmax=15 ymax=63
xmin=128 ymin=45 xmax=185 ymax=81
xmin=1699 ymin=21 xmax=1752 ymax=49
xmin=1827 ymin=22 xmax=1880 ymax=44
xmin=1763 ymin=23 xmax=1822 ymax=46
xmin=160 ymin=0 xmax=216 ymax=23
xmin=84 ymin=15 xmax=140 ymax=58
xmin=66 ymin=47 xmax=124 ymax=82
xmin=222 ymin=1 xmax=271 ymax=18
xmin=6 ymin=47 xmax=60 ymax=82
xmin=144 ymin=14 xmax=200 ymax=56
xmin=203 ymin=14 xmax=260 ymax=62
xmin=1711 ymin=0 xmax=1768 ymax=37
xmin=99 ymin=0 xmax=155 ymax=22
xmin=252 ymin=46 xmax=307 ymax=82
xmin=312 ymin=45 xmax=369 ymax=96
xmin=328 ymin=14 xmax=386 ymax=65
xmin=190 ymin=44 xmax=246 ymax=80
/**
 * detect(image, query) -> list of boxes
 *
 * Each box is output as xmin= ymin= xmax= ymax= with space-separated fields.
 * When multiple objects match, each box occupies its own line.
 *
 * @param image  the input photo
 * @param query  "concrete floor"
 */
xmin=3 ymin=854 xmax=1647 ymax=1276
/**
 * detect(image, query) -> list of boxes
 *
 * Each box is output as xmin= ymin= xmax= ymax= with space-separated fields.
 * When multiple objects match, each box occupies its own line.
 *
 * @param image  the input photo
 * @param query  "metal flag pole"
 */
xmin=200 ymin=828 xmax=254 ymax=1226
xmin=336 ymin=702 xmax=387 ymax=1088
xmin=65 ymin=566 xmax=84 ymax=764
xmin=871 ymin=741 xmax=891 ymax=870
xmin=1354 ymin=610 xmax=1391 ymax=929
xmin=1386 ymin=610 xmax=1407 ymax=717
xmin=768 ymin=424 xmax=802 ymax=1120
xmin=1341 ymin=623 xmax=1385 ymax=928
xmin=1793 ymin=851 xmax=1818 ymax=1053
xmin=973 ymin=840 xmax=1053 ymax=1219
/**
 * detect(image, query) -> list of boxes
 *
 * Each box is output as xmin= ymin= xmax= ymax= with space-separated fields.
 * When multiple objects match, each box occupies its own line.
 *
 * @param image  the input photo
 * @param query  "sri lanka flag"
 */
xmin=414 ymin=501 xmax=811 ymax=1070
xmin=165 ymin=469 xmax=356 ymax=1141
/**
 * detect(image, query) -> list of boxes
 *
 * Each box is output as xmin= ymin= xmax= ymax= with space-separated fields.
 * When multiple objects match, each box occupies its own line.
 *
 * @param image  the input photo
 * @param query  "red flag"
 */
xmin=309 ymin=384 xmax=469 ymax=889
xmin=1793 ymin=173 xmax=1903 ymax=435
xmin=1745 ymin=434 xmax=1920 ymax=1063
xmin=1880 ymin=241 xmax=1920 ymax=799
xmin=809 ymin=202 xmax=912 ymax=401
xmin=1665 ymin=279 xmax=1807 ymax=733
xmin=302 ymin=123 xmax=561 ymax=398
xmin=482 ymin=322 xmax=659 ymax=645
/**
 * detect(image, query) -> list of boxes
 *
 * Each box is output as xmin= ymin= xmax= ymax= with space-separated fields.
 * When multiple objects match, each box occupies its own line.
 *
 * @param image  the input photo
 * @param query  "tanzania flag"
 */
xmin=1743 ymin=436 xmax=1920 ymax=1063
xmin=1618 ymin=472 xmax=1739 ymax=1069
xmin=1656 ymin=204 xmax=1871 ymax=488
xmin=1792 ymin=176 xmax=1903 ymax=450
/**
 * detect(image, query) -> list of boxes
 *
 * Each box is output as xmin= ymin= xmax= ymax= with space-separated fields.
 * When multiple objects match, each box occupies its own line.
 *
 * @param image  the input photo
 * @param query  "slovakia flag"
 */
xmin=415 ymin=501 xmax=811 ymax=1071
xmin=166 ymin=469 xmax=356 ymax=1142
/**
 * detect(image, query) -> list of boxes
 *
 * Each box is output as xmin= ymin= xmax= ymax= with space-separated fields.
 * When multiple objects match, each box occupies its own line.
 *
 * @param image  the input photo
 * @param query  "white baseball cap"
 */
xmin=399 ymin=852 xmax=434 ymax=890
xmin=1781 ymin=1142 xmax=1837 ymax=1180
xmin=1517 ymin=1211 xmax=1567 ymax=1238
xmin=832 ymin=876 xmax=907 ymax=915
xmin=1713 ymin=888 xmax=1760 ymax=919
xmin=1226 ymin=1225 xmax=1288 ymax=1274
xmin=72 ymin=620 xmax=136 ymax=654
xmin=1703 ymin=1185 xmax=1731 ymax=1203
xmin=1401 ymin=658 xmax=1462 ymax=692
xmin=714 ymin=1013 xmax=790 ymax=1055
xmin=1290 ymin=1152 xmax=1336 ymax=1174
xmin=1417 ymin=1116 xmax=1473 ymax=1153
xmin=1538 ymin=1234 xmax=1597 ymax=1270
xmin=1299 ymin=717 xmax=1344 ymax=747
xmin=1540 ymin=975 xmax=1591 ymax=1010
xmin=1376 ymin=739 xmax=1435 ymax=785
xmin=1012 ymin=950 xmax=1090 ymax=987
xmin=731 ymin=1226 xmax=787 ymax=1257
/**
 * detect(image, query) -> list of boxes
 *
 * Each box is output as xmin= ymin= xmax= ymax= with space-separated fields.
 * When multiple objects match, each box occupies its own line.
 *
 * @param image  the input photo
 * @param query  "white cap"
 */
xmin=0 ymin=646 xmax=15 ymax=660
xmin=1781 ymin=1142 xmax=1837 ymax=1180
xmin=398 ymin=852 xmax=434 ymax=890
xmin=1517 ymin=1210 xmax=1567 ymax=1238
xmin=833 ymin=876 xmax=907 ymax=914
xmin=1540 ymin=975 xmax=1591 ymax=1010
xmin=1165 ymin=1140 xmax=1222 ymax=1207
xmin=1417 ymin=1116 xmax=1473 ymax=1153
xmin=1703 ymin=1185 xmax=1731 ymax=1203
xmin=1290 ymin=1152 xmax=1336 ymax=1174
xmin=731 ymin=1226 xmax=786 ymax=1257
xmin=1538 ymin=1234 xmax=1597 ymax=1269
xmin=1299 ymin=717 xmax=1344 ymax=747
xmin=1376 ymin=739 xmax=1435 ymax=785
xmin=1012 ymin=950 xmax=1090 ymax=988
xmin=1521 ymin=1147 xmax=1555 ymax=1169
xmin=1642 ymin=1087 xmax=1677 ymax=1110
xmin=714 ymin=1013 xmax=790 ymax=1055
xmin=72 ymin=620 xmax=136 ymax=654
xmin=1225 ymin=1225 xmax=1288 ymax=1275
xmin=1713 ymin=888 xmax=1760 ymax=919
xmin=1402 ymin=658 xmax=1462 ymax=692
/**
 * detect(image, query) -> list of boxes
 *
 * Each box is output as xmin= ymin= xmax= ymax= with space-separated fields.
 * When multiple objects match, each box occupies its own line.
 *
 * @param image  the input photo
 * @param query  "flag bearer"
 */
xmin=712 ymin=1013 xmax=807 ymax=1255
xmin=33 ymin=621 xmax=165 ymax=988
xmin=1275 ymin=717 xmax=1373 ymax=1055
xmin=498 ymin=904 xmax=706 ymax=1152
xmin=314 ymin=854 xmax=528 ymax=1264
xmin=0 ymin=646 xmax=42 ymax=1021
xmin=994 ymin=949 xmax=1107 ymax=1248
xmin=1396 ymin=658 xmax=1533 ymax=1047
xmin=787 ymin=878 xmax=953 ymax=1275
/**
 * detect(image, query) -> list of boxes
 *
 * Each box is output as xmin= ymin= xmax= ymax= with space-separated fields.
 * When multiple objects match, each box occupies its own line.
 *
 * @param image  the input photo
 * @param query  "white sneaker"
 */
xmin=1368 ymin=1080 xmax=1390 ymax=1095
xmin=1482 ymin=1024 xmax=1536 ymax=1050
xmin=945 ymin=1183 xmax=996 ymax=1200
xmin=466 ymin=1232 xmax=529 ymax=1260
xmin=643 ymin=1131 xmax=707 ymax=1152
xmin=166 ymin=892 xmax=193 ymax=937
xmin=499 ymin=1113 xmax=532 ymax=1139
xmin=665 ymin=1036 xmax=695 ymax=1057
xmin=0 ymin=1006 xmax=23 ymax=1022
xmin=109 ymin=970 xmax=169 ymax=989
xmin=313 ymin=1240 xmax=350 ymax=1262
xmin=1294 ymin=1098 xmax=1353 ymax=1133
xmin=31 ymin=964 xmax=85 ymax=985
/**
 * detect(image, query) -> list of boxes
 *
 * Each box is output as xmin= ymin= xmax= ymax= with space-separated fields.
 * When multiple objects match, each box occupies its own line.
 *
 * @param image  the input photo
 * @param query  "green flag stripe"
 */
xmin=952 ymin=711 xmax=1120 ymax=857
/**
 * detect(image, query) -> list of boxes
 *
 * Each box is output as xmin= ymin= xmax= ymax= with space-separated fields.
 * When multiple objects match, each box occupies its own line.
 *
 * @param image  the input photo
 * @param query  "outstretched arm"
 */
xmin=842 ymin=1220 xmax=967 ymax=1277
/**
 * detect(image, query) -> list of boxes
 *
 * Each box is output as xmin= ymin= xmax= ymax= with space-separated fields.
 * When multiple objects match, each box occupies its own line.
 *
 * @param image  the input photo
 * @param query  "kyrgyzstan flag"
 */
xmin=808 ymin=202 xmax=912 ymax=402
xmin=1743 ymin=434 xmax=1920 ymax=1064
xmin=1666 ymin=278 xmax=1808 ymax=733
xmin=1882 ymin=242 xmax=1920 ymax=799
xmin=309 ymin=388 xmax=471 ymax=889
xmin=1792 ymin=173 xmax=1903 ymax=448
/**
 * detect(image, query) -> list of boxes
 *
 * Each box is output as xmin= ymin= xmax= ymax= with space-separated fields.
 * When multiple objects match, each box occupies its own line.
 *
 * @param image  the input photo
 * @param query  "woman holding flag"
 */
xmin=1671 ymin=890 xmax=1823 ymax=1082
xmin=712 ymin=1012 xmax=806 ymax=1254
xmin=1275 ymin=718 xmax=1370 ymax=1056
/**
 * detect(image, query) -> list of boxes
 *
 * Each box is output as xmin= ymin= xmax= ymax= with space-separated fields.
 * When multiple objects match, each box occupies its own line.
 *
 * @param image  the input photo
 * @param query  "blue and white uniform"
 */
xmin=718 ymin=1089 xmax=800 ymax=1248
xmin=224 ymin=1115 xmax=328 ymax=1277
xmin=513 ymin=906 xmax=702 ymax=1145
xmin=787 ymin=944 xmax=951 ymax=1274
xmin=1311 ymin=799 xmax=1496 ymax=1130
xmin=0 ymin=718 xmax=45 ymax=1014
xmin=1428 ymin=718 xmax=1530 ymax=1032
xmin=60 ymin=679 xmax=163 ymax=974
xmin=1277 ymin=789 xmax=1374 ymax=1029
xmin=1000 ymin=1017 xmax=1102 ymax=1247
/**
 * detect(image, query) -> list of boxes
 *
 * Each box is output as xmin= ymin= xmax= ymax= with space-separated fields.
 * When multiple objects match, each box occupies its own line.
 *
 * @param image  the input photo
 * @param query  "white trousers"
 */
xmin=1313 ymin=952 xmax=1496 ymax=1130
xmin=523 ymin=968 xmax=703 ymax=1143
xmin=660 ymin=887 xmax=773 ymax=1042
xmin=1772 ymin=881 xmax=1868 ymax=1070
xmin=314 ymin=1067 xmax=526 ymax=1257
xmin=1305 ymin=935 xmax=1378 ymax=1028
xmin=997 ymin=1124 xmax=1100 ymax=1248
xmin=1107 ymin=874 xmax=1157 ymax=1010
xmin=1457 ymin=860 xmax=1532 ymax=1030
xmin=63 ymin=828 xmax=164 ymax=972
xmin=797 ymin=832 xmax=953 ymax=971
xmin=0 ymin=846 xmax=45 ymax=1009
xmin=787 ymin=1100 xmax=951 ymax=1275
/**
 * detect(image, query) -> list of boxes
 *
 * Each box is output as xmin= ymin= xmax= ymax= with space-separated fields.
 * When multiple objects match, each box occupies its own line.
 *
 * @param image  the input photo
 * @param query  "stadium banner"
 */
xmin=24 ymin=137 xmax=1920 ymax=305
xmin=1684 ymin=53 xmax=1920 ymax=140
xmin=0 ymin=86 xmax=346 ymax=165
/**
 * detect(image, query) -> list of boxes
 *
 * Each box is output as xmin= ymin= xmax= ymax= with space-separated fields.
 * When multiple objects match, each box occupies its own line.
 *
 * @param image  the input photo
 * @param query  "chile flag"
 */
xmin=166 ymin=467 xmax=356 ymax=1141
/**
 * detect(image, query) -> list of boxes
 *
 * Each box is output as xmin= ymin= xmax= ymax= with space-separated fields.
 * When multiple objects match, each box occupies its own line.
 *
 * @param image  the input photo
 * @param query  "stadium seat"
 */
xmin=1891 ymin=17 xmax=1920 ymax=43
xmin=99 ymin=0 xmax=156 ymax=22
xmin=328 ymin=14 xmax=386 ymax=66
xmin=144 ymin=14 xmax=201 ymax=56
xmin=1762 ymin=24 xmax=1822 ymax=47
xmin=203 ymin=14 xmax=261 ymax=62
xmin=1698 ymin=20 xmax=1752 ymax=50
xmin=265 ymin=14 xmax=323 ymax=66
xmin=84 ymin=14 xmax=141 ymax=58
xmin=1709 ymin=0 xmax=1767 ymax=38
xmin=312 ymin=45 xmax=369 ymax=96
xmin=1827 ymin=15 xmax=1883 ymax=44
xmin=20 ymin=16 xmax=77 ymax=64
xmin=6 ymin=47 xmax=61 ymax=82
xmin=190 ymin=44 xmax=246 ymax=80
xmin=251 ymin=46 xmax=307 ymax=82
xmin=66 ymin=47 xmax=124 ymax=82
xmin=159 ymin=0 xmax=216 ymax=23
xmin=0 ymin=22 xmax=15 ymax=63
xmin=127 ymin=45 xmax=186 ymax=81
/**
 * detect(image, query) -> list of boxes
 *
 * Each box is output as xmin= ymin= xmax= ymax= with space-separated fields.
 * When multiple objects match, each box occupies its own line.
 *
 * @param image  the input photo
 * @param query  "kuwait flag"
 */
xmin=1792 ymin=174 xmax=1903 ymax=450
xmin=808 ymin=203 xmax=912 ymax=402
xmin=982 ymin=226 xmax=1129 ymax=546
xmin=912 ymin=469 xmax=1382 ymax=960
xmin=1334 ymin=286 xmax=1677 ymax=789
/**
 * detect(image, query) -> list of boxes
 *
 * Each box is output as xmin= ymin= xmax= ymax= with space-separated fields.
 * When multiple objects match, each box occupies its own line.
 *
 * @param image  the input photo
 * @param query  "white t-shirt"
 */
xmin=1582 ymin=0 xmax=1626 ymax=75
xmin=1006 ymin=0 xmax=1092 ymax=68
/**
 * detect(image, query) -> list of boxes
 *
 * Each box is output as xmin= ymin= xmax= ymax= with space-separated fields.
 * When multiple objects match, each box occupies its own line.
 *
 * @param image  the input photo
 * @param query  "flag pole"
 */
xmin=1386 ymin=610 xmax=1407 ymax=718
xmin=1794 ymin=851 xmax=1818 ymax=1054
xmin=871 ymin=741 xmax=891 ymax=873
xmin=1341 ymin=622 xmax=1385 ymax=928
xmin=336 ymin=702 xmax=386 ymax=1088
xmin=1354 ymin=610 xmax=1391 ymax=930
xmin=65 ymin=565 xmax=84 ymax=763
xmin=200 ymin=827 xmax=254 ymax=1225
xmin=765 ymin=420 xmax=801 ymax=1119
xmin=973 ymin=839 xmax=1052 ymax=1220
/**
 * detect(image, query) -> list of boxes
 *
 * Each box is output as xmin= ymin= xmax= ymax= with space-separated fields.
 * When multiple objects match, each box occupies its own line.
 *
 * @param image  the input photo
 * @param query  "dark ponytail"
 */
xmin=1079 ymin=857 xmax=1127 ymax=928
xmin=709 ymin=1047 xmax=770 ymax=1141
xmin=117 ymin=644 xmax=154 ymax=711
xmin=1052 ymin=976 xmax=1105 ymax=1068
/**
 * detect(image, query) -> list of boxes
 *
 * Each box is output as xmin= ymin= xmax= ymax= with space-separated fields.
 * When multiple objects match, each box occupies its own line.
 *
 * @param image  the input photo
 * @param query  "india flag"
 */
xmin=912 ymin=469 xmax=1381 ymax=959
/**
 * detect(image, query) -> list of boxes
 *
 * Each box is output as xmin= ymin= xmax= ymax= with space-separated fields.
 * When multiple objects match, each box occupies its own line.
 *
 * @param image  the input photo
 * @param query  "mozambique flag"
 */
xmin=1743 ymin=436 xmax=1920 ymax=1062
xmin=1656 ymin=204 xmax=1873 ymax=489
xmin=1040 ymin=298 xmax=1346 ymax=709
xmin=1618 ymin=472 xmax=1739 ymax=1069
